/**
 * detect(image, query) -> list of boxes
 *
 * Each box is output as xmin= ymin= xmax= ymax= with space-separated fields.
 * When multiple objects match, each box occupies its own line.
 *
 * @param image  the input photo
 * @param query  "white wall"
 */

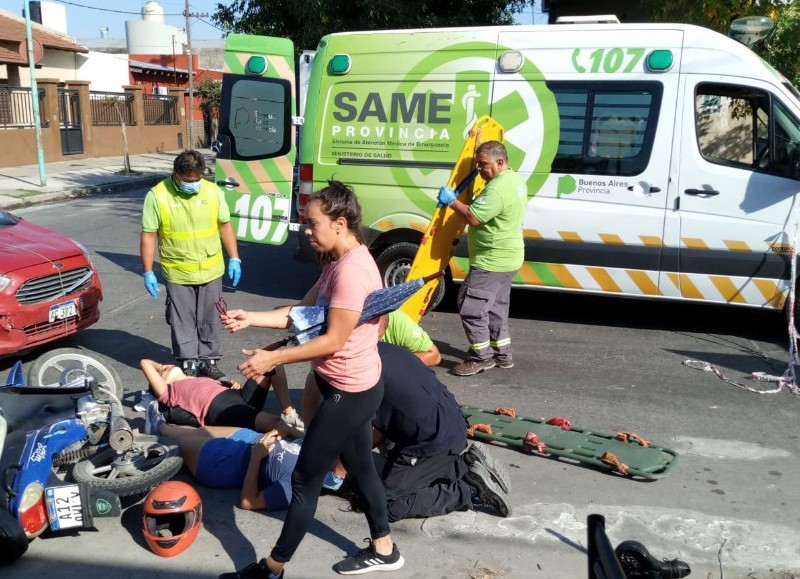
xmin=77 ymin=50 xmax=130 ymax=92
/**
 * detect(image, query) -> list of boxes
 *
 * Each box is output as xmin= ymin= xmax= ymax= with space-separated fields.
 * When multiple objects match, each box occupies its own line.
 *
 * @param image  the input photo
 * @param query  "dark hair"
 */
xmin=476 ymin=140 xmax=508 ymax=162
xmin=173 ymin=150 xmax=206 ymax=174
xmin=309 ymin=180 xmax=366 ymax=244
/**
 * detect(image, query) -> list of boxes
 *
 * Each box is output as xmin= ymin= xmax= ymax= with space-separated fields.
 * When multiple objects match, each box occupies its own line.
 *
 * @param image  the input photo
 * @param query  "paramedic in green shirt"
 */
xmin=140 ymin=149 xmax=242 ymax=382
xmin=437 ymin=140 xmax=526 ymax=376
xmin=379 ymin=310 xmax=441 ymax=368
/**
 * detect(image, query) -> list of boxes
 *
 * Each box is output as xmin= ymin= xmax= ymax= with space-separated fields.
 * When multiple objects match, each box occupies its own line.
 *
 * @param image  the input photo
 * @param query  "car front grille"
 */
xmin=15 ymin=267 xmax=94 ymax=304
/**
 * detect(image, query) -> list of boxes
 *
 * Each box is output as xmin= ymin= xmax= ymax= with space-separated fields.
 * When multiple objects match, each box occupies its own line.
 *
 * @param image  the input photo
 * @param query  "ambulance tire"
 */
xmin=376 ymin=242 xmax=446 ymax=313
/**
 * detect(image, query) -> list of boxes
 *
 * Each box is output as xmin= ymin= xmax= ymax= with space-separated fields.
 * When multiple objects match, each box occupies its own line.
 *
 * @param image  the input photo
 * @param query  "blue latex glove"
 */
xmin=322 ymin=470 xmax=344 ymax=491
xmin=437 ymin=185 xmax=457 ymax=208
xmin=228 ymin=257 xmax=241 ymax=287
xmin=143 ymin=271 xmax=159 ymax=300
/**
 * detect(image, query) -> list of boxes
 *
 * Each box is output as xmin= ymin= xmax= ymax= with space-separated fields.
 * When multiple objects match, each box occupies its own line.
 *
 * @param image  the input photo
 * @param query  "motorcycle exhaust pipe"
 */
xmin=106 ymin=392 xmax=134 ymax=452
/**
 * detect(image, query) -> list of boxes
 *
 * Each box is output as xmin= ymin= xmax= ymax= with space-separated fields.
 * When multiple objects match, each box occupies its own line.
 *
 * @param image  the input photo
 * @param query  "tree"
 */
xmin=644 ymin=0 xmax=799 ymax=87
xmin=212 ymin=0 xmax=530 ymax=51
xmin=195 ymin=78 xmax=222 ymax=145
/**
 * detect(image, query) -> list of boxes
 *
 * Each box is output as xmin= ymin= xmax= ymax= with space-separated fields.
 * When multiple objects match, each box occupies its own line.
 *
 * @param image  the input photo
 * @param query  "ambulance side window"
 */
xmin=695 ymin=83 xmax=800 ymax=180
xmin=548 ymin=82 xmax=661 ymax=177
xmin=216 ymin=76 xmax=292 ymax=161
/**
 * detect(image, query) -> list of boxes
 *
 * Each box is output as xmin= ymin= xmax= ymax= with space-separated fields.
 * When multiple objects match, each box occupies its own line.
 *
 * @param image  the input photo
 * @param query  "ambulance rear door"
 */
xmin=214 ymin=34 xmax=297 ymax=246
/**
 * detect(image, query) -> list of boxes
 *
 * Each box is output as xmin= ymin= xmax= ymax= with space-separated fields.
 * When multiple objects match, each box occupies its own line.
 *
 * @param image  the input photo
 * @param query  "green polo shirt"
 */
xmin=467 ymin=169 xmax=527 ymax=272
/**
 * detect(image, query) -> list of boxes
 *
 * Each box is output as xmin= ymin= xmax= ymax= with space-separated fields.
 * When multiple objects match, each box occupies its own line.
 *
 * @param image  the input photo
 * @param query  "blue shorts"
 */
xmin=195 ymin=428 xmax=261 ymax=489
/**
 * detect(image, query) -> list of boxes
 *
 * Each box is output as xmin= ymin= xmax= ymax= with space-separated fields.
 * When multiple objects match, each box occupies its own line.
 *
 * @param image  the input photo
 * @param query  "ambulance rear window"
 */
xmin=548 ymin=81 xmax=662 ymax=177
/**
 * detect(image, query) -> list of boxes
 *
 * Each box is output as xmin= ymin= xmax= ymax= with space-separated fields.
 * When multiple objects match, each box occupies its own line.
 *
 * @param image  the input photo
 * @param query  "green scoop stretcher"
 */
xmin=460 ymin=405 xmax=678 ymax=481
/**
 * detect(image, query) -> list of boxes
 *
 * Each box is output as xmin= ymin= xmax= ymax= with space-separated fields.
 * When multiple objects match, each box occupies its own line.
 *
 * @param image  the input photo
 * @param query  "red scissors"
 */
xmin=215 ymin=296 xmax=228 ymax=316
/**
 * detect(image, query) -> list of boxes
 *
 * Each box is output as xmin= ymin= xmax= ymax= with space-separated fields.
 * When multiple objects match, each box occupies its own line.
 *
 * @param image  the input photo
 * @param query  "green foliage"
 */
xmin=643 ymin=0 xmax=799 ymax=87
xmin=195 ymin=79 xmax=222 ymax=113
xmin=212 ymin=0 xmax=530 ymax=51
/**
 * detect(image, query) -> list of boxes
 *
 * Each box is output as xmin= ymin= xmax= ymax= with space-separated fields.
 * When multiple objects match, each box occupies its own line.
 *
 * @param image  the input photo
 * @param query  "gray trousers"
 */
xmin=457 ymin=267 xmax=515 ymax=362
xmin=164 ymin=277 xmax=223 ymax=362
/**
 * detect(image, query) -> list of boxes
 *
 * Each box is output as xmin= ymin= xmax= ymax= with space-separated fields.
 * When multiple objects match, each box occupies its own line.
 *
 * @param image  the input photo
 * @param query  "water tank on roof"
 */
xmin=142 ymin=1 xmax=165 ymax=24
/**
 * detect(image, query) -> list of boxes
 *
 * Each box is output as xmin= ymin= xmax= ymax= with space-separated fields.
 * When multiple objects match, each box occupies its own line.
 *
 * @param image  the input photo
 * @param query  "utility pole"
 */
xmin=183 ymin=2 xmax=209 ymax=151
xmin=24 ymin=0 xmax=46 ymax=185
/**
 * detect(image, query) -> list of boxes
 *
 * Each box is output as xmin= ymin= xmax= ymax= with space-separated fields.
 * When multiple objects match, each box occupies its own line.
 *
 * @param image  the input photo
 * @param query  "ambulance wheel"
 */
xmin=376 ymin=242 xmax=446 ymax=313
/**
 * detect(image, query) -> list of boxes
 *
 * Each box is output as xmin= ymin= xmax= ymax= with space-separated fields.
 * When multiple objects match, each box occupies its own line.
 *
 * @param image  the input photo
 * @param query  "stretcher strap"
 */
xmin=467 ymin=423 xmax=493 ymax=437
xmin=495 ymin=406 xmax=516 ymax=418
xmin=683 ymin=359 xmax=788 ymax=394
xmin=546 ymin=416 xmax=571 ymax=430
xmin=616 ymin=432 xmax=650 ymax=447
xmin=600 ymin=452 xmax=629 ymax=475
xmin=523 ymin=431 xmax=546 ymax=453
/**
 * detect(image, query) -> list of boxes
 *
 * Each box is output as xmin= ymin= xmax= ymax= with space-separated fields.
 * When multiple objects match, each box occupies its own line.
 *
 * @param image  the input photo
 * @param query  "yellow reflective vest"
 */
xmin=153 ymin=179 xmax=224 ymax=285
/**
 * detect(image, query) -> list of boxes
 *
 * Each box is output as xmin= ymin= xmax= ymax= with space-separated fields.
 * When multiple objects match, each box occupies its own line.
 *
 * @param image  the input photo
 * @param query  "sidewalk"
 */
xmin=0 ymin=149 xmax=214 ymax=211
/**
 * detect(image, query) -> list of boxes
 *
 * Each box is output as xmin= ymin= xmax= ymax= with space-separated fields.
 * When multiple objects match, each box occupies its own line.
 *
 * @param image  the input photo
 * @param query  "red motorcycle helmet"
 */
xmin=142 ymin=481 xmax=202 ymax=557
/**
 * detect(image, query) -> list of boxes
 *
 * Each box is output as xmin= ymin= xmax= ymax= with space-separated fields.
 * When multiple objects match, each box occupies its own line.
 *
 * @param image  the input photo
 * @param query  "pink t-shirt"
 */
xmin=311 ymin=244 xmax=382 ymax=392
xmin=158 ymin=376 xmax=224 ymax=426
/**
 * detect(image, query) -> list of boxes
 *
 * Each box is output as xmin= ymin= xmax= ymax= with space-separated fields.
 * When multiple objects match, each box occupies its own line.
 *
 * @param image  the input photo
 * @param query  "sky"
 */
xmin=1 ymin=0 xmax=546 ymax=42
xmin=1 ymin=0 xmax=226 ymax=40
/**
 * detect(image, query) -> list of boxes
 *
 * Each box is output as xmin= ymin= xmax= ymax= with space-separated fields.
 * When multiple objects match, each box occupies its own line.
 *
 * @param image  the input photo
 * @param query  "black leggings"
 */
xmin=270 ymin=372 xmax=389 ymax=563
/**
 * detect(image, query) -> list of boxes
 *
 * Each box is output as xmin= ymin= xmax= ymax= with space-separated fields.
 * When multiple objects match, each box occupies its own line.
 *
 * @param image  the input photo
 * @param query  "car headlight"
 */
xmin=74 ymin=241 xmax=96 ymax=269
xmin=0 ymin=274 xmax=11 ymax=292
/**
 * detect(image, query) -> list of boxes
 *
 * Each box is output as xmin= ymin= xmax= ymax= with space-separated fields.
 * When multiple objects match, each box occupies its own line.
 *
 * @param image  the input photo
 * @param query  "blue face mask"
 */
xmin=174 ymin=176 xmax=201 ymax=195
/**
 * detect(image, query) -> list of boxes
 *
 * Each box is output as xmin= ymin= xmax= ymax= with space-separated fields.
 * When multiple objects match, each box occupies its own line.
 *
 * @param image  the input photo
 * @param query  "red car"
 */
xmin=0 ymin=207 xmax=103 ymax=357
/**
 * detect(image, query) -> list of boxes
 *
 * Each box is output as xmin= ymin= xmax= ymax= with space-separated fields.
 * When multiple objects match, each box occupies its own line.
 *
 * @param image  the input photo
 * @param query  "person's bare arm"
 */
xmin=218 ymin=222 xmax=239 ymax=261
xmin=222 ymin=286 xmax=321 ymax=333
xmin=415 ymin=342 xmax=442 ymax=367
xmin=140 ymin=231 xmax=158 ymax=272
xmin=240 ymin=431 xmax=280 ymax=510
xmin=447 ymin=199 xmax=481 ymax=227
xmin=140 ymin=359 xmax=168 ymax=398
xmin=238 ymin=306 xmax=360 ymax=379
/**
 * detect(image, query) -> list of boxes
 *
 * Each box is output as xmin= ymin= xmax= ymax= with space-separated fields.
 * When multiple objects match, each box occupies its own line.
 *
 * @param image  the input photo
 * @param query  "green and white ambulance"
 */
xmin=213 ymin=22 xmax=800 ymax=315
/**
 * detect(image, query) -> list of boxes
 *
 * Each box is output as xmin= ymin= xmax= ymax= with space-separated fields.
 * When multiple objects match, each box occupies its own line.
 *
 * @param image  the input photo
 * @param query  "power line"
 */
xmin=51 ymin=0 xmax=184 ymax=16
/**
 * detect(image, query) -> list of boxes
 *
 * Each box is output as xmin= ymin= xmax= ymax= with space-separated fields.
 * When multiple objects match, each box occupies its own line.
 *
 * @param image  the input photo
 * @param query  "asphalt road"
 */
xmin=3 ymin=189 xmax=800 ymax=578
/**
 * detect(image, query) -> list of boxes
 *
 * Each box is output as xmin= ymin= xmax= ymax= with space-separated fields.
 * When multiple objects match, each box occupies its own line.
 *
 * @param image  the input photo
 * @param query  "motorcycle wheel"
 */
xmin=26 ymin=347 xmax=123 ymax=401
xmin=70 ymin=435 xmax=182 ymax=497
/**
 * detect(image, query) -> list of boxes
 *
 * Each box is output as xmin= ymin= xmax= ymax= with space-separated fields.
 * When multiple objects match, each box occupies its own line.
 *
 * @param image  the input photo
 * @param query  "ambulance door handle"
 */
xmin=627 ymin=183 xmax=661 ymax=194
xmin=684 ymin=188 xmax=719 ymax=196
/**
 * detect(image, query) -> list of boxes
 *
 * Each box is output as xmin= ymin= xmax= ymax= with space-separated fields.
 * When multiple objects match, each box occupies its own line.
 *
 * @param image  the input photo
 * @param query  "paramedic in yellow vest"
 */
xmin=437 ymin=141 xmax=526 ymax=377
xmin=140 ymin=150 xmax=241 ymax=381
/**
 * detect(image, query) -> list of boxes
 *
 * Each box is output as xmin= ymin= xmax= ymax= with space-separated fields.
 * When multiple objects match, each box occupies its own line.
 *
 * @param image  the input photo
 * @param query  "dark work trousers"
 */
xmin=164 ymin=277 xmax=223 ymax=363
xmin=378 ymin=446 xmax=472 ymax=522
xmin=270 ymin=372 xmax=390 ymax=563
xmin=457 ymin=267 xmax=516 ymax=362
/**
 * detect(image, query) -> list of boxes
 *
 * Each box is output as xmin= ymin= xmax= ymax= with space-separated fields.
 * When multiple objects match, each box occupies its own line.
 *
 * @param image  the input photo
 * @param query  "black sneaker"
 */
xmin=465 ymin=441 xmax=511 ymax=493
xmin=201 ymin=359 xmax=232 ymax=384
xmin=180 ymin=359 xmax=198 ymax=377
xmin=219 ymin=558 xmax=282 ymax=579
xmin=333 ymin=539 xmax=404 ymax=575
xmin=465 ymin=462 xmax=512 ymax=517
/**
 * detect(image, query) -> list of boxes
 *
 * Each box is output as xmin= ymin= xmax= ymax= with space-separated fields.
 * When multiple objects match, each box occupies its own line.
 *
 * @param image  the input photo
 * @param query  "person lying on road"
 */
xmin=140 ymin=358 xmax=303 ymax=435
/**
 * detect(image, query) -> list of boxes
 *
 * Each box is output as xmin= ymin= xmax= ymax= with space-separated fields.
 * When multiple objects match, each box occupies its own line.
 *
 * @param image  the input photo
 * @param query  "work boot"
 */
xmin=200 ymin=359 xmax=232 ymax=385
xmin=453 ymin=358 xmax=496 ymax=376
xmin=180 ymin=359 xmax=198 ymax=377
xmin=465 ymin=462 xmax=511 ymax=517
xmin=465 ymin=441 xmax=511 ymax=493
xmin=493 ymin=355 xmax=514 ymax=369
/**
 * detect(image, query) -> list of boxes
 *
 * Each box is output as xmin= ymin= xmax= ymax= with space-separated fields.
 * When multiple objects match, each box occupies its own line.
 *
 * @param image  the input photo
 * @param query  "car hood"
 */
xmin=0 ymin=218 xmax=85 ymax=273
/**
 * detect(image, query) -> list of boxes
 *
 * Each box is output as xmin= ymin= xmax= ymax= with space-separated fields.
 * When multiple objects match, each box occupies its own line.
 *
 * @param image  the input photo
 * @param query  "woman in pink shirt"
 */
xmin=221 ymin=181 xmax=403 ymax=578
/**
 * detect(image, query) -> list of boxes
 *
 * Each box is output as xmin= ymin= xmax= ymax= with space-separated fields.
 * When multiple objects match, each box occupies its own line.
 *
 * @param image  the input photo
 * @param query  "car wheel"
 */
xmin=375 ymin=242 xmax=446 ymax=313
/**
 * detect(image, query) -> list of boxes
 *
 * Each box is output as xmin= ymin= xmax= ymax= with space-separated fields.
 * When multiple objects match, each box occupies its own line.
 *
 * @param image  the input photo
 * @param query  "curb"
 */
xmin=1 ymin=173 xmax=168 ymax=211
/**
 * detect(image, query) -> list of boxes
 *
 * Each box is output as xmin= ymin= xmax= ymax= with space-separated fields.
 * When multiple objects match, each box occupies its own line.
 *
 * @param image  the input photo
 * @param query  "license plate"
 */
xmin=46 ymin=484 xmax=84 ymax=530
xmin=49 ymin=300 xmax=78 ymax=323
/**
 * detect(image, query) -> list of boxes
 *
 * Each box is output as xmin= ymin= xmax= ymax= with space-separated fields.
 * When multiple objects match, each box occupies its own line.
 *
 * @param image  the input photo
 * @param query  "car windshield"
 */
xmin=0 ymin=209 xmax=20 ymax=226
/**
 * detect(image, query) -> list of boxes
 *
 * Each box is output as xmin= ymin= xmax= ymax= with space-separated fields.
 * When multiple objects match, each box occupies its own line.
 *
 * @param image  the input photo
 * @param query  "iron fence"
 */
xmin=0 ymin=86 xmax=48 ymax=128
xmin=143 ymin=94 xmax=179 ymax=125
xmin=89 ymin=91 xmax=135 ymax=126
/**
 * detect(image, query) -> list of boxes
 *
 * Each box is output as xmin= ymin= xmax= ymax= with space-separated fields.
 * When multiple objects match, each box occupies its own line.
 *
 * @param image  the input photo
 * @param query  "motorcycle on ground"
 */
xmin=0 ymin=347 xmax=183 ymax=565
